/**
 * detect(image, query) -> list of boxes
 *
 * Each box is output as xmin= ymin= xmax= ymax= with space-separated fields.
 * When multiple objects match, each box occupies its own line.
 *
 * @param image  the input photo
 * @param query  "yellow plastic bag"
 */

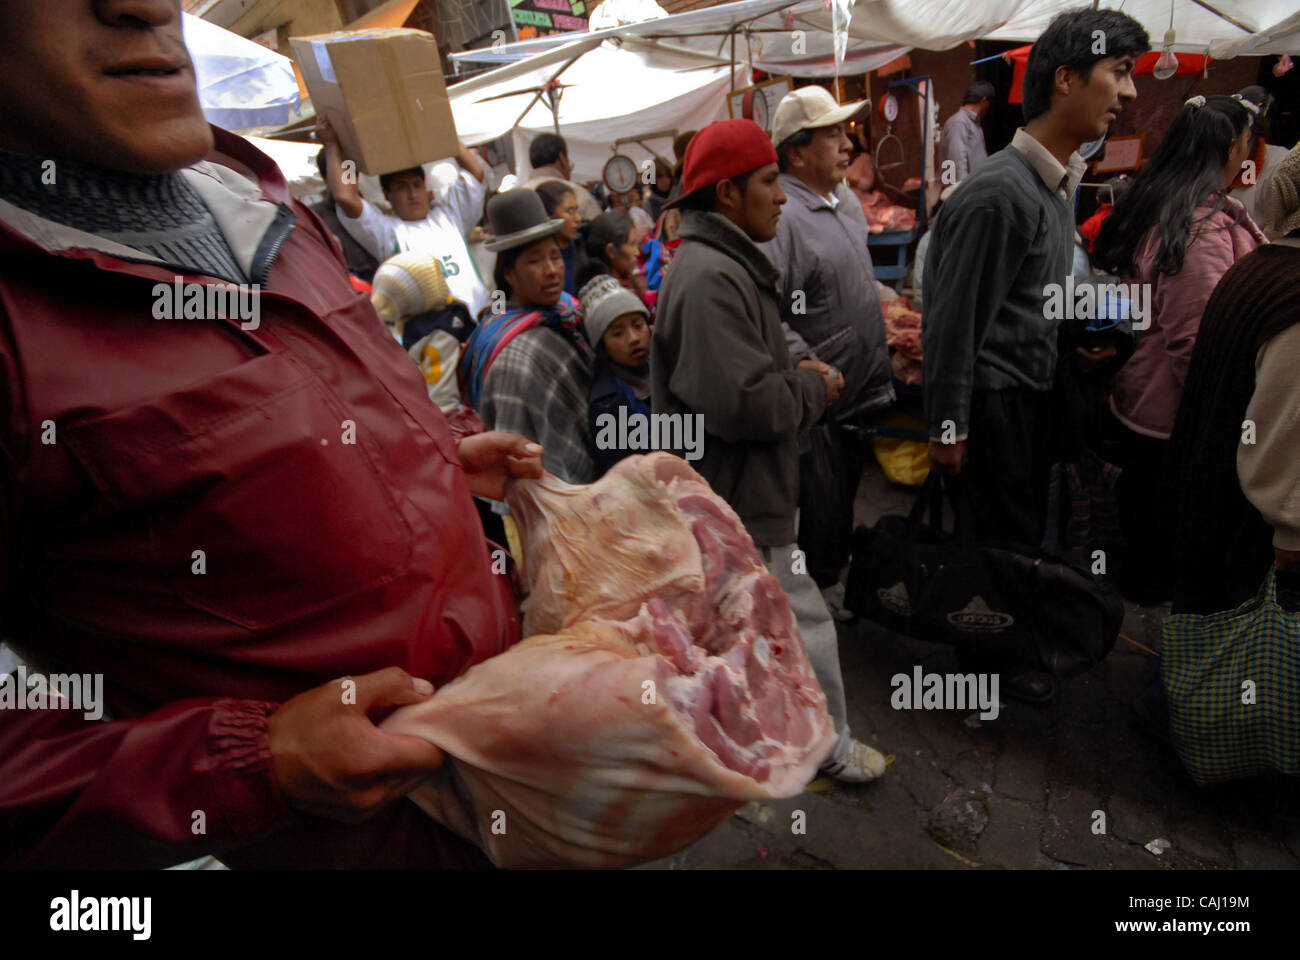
xmin=871 ymin=414 xmax=931 ymax=487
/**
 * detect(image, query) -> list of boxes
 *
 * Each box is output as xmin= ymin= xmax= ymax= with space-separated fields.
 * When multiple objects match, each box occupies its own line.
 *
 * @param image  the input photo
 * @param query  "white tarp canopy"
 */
xmin=453 ymin=0 xmax=910 ymax=77
xmin=454 ymin=0 xmax=1300 ymax=72
xmin=451 ymin=39 xmax=738 ymax=184
xmin=986 ymin=1 xmax=1300 ymax=56
xmin=183 ymin=12 xmax=302 ymax=131
xmin=449 ymin=0 xmax=1297 ymax=182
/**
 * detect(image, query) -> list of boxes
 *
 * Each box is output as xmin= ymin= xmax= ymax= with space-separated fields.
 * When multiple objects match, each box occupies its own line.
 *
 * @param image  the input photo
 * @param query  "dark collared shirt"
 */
xmin=922 ymin=130 xmax=1084 ymax=440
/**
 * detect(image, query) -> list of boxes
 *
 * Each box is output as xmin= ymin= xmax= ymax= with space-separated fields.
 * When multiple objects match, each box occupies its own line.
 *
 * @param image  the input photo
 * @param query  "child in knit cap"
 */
xmin=579 ymin=273 xmax=652 ymax=477
xmin=370 ymin=251 xmax=475 ymax=414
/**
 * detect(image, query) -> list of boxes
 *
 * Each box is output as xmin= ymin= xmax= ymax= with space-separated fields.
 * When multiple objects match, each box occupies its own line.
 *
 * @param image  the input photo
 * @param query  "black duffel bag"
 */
xmin=844 ymin=474 xmax=1123 ymax=678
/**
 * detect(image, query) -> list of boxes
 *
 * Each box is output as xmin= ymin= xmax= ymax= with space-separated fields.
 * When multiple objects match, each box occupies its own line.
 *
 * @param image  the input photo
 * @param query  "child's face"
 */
xmin=602 ymin=311 xmax=650 ymax=367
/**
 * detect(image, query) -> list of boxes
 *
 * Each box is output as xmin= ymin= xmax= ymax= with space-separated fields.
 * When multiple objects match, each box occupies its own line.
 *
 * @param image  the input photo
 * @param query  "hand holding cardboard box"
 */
xmin=291 ymin=28 xmax=459 ymax=177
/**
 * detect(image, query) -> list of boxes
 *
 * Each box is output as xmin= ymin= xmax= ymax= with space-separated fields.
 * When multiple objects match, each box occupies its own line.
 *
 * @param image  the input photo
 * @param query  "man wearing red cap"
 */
xmin=651 ymin=119 xmax=887 ymax=784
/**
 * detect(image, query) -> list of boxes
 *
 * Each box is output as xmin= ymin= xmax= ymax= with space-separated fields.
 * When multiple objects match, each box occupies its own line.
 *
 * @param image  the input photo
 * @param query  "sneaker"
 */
xmin=820 ymin=738 xmax=887 ymax=783
xmin=821 ymin=581 xmax=854 ymax=622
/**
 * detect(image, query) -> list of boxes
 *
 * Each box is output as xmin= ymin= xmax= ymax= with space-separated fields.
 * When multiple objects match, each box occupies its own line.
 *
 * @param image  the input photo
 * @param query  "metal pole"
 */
xmin=507 ymin=51 xmax=582 ymax=133
xmin=1189 ymin=0 xmax=1254 ymax=34
xmin=730 ymin=30 xmax=737 ymax=93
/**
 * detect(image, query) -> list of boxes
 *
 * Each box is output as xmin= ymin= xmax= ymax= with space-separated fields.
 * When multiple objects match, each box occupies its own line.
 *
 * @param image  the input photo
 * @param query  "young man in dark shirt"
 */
xmin=922 ymin=6 xmax=1149 ymax=701
xmin=925 ymin=7 xmax=1148 ymax=539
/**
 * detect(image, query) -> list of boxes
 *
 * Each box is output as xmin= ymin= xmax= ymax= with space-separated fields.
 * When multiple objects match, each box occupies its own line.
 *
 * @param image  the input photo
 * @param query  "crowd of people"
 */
xmin=315 ymin=4 xmax=1298 ymax=776
xmin=0 ymin=0 xmax=1296 ymax=869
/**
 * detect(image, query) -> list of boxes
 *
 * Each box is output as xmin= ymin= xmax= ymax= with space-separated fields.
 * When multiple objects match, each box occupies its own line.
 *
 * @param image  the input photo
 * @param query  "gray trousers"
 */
xmin=762 ymin=542 xmax=851 ymax=762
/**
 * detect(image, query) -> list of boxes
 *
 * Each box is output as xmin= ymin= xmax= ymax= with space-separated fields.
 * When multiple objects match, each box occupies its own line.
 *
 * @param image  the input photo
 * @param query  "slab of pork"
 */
xmin=382 ymin=453 xmax=835 ymax=867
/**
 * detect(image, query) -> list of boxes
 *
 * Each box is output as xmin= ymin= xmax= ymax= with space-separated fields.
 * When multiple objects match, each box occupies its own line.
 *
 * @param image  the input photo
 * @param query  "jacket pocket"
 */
xmin=61 ymin=351 xmax=414 ymax=631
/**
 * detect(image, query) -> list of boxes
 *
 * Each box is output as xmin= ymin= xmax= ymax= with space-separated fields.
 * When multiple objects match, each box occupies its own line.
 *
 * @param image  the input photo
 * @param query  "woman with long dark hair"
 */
xmin=535 ymin=179 xmax=582 ymax=295
xmin=575 ymin=210 xmax=652 ymax=316
xmin=1094 ymin=93 xmax=1266 ymax=602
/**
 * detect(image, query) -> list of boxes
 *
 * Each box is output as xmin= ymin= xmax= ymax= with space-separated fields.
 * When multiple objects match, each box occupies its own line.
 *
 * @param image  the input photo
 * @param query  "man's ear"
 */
xmin=715 ymin=178 xmax=741 ymax=215
xmin=790 ymin=141 xmax=815 ymax=175
xmin=1054 ymin=64 xmax=1076 ymax=101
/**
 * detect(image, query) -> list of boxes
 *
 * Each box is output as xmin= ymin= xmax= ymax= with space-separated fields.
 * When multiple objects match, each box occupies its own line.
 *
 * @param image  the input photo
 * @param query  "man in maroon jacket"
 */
xmin=0 ymin=0 xmax=543 ymax=868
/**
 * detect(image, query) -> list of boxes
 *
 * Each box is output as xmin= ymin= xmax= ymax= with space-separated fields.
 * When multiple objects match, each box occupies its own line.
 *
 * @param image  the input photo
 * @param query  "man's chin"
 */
xmin=100 ymin=118 xmax=214 ymax=174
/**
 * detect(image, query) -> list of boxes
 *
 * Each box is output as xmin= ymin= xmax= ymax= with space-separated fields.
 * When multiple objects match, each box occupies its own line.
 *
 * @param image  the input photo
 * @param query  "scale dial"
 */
xmin=743 ymin=86 xmax=771 ymax=130
xmin=603 ymin=154 xmax=639 ymax=194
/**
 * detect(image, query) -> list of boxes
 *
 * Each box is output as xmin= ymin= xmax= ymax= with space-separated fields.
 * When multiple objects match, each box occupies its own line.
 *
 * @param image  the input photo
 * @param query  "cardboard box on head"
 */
xmin=290 ymin=27 xmax=459 ymax=177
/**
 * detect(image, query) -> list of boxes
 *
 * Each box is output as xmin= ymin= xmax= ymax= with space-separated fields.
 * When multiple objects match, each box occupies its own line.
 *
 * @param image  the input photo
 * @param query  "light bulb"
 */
xmin=1153 ymin=29 xmax=1178 ymax=80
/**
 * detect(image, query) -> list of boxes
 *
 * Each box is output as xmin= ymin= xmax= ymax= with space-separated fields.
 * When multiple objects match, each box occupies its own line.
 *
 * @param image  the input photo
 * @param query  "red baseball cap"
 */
xmin=666 ymin=118 xmax=778 ymax=208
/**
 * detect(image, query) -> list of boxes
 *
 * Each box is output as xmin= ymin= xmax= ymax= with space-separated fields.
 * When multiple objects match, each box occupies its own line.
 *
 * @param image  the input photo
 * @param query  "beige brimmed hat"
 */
xmin=771 ymin=85 xmax=871 ymax=150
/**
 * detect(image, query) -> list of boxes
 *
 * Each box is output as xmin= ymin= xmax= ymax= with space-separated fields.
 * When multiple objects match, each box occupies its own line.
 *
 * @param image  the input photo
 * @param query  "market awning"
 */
xmin=451 ymin=0 xmax=917 ymax=78
xmin=451 ymin=36 xmax=737 ymax=182
xmin=983 ymin=0 xmax=1300 ymax=56
xmin=454 ymin=0 xmax=1300 ymax=76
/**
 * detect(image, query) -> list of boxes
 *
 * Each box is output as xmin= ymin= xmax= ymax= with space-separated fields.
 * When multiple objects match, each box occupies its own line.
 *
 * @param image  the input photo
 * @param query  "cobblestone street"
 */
xmin=648 ymin=467 xmax=1300 ymax=870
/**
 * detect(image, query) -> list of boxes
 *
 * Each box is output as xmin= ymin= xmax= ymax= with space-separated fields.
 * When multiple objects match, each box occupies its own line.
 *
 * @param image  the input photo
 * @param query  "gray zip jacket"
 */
xmin=760 ymin=173 xmax=894 ymax=425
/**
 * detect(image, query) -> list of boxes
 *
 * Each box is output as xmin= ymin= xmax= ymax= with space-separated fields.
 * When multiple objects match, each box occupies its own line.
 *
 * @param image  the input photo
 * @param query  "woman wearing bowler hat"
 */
xmin=461 ymin=189 xmax=596 ymax=483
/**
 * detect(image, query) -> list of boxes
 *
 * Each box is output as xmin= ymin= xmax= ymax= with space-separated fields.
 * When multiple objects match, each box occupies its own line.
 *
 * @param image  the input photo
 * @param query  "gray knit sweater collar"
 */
xmin=0 ymin=149 xmax=245 ymax=283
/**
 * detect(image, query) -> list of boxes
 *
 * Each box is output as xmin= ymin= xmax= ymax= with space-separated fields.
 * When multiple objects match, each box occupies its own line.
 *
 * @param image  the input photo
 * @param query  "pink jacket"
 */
xmin=1111 ymin=196 xmax=1266 ymax=438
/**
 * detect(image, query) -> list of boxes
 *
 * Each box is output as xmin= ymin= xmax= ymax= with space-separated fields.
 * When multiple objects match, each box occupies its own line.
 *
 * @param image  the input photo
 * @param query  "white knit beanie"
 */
xmin=370 ymin=252 xmax=450 ymax=331
xmin=578 ymin=274 xmax=648 ymax=346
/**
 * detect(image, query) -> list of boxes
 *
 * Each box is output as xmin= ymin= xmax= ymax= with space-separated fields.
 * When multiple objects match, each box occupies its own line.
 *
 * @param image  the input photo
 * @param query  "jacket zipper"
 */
xmin=251 ymin=203 xmax=297 ymax=287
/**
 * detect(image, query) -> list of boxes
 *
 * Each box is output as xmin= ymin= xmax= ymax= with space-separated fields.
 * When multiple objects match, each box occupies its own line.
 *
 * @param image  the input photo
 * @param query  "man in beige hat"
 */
xmin=761 ymin=85 xmax=894 ymax=621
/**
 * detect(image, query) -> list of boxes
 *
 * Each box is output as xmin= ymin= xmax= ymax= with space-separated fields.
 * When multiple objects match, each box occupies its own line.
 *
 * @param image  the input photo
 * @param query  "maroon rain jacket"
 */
xmin=0 ymin=128 xmax=518 ymax=868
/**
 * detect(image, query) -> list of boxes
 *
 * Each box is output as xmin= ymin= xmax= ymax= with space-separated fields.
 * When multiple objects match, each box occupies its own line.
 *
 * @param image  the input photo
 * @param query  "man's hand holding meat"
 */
xmin=269 ymin=668 xmax=445 ymax=823
xmin=457 ymin=431 xmax=545 ymax=501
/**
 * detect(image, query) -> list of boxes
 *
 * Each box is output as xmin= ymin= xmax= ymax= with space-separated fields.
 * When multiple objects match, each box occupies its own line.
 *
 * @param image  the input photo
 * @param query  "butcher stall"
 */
xmin=863 ymin=74 xmax=934 ymax=292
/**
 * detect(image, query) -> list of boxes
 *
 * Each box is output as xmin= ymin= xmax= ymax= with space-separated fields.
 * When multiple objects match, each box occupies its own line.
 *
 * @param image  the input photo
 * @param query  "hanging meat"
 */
xmin=382 ymin=452 xmax=835 ymax=867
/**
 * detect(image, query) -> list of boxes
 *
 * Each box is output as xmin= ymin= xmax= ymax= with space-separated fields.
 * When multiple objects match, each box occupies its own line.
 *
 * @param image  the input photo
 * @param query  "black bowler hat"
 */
xmin=484 ymin=189 xmax=566 ymax=252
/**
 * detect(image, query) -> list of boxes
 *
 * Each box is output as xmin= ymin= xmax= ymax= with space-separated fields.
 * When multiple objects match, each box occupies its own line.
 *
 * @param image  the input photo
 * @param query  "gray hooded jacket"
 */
xmin=651 ymin=209 xmax=826 ymax=547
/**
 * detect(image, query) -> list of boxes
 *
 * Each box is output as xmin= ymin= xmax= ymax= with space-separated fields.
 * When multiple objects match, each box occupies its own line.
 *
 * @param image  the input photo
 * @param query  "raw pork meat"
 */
xmin=858 ymin=189 xmax=918 ymax=234
xmin=890 ymin=351 xmax=924 ymax=387
xmin=382 ymin=453 xmax=835 ymax=867
xmin=883 ymin=297 xmax=923 ymax=362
